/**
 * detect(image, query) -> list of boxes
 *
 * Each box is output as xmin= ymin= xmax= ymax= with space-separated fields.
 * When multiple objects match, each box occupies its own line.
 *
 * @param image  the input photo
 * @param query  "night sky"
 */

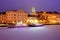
xmin=0 ymin=0 xmax=60 ymax=13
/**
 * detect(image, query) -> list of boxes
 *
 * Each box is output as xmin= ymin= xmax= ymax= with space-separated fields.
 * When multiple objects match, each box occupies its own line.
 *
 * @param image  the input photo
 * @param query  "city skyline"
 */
xmin=0 ymin=0 xmax=60 ymax=13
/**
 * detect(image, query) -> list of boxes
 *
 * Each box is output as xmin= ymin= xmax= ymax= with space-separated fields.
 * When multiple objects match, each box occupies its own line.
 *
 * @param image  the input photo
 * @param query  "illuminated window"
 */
xmin=14 ymin=17 xmax=16 ymax=19
xmin=14 ymin=14 xmax=16 ymax=16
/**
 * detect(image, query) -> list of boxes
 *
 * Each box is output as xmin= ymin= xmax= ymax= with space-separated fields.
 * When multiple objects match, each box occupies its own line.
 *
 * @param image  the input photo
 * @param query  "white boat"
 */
xmin=16 ymin=21 xmax=28 ymax=27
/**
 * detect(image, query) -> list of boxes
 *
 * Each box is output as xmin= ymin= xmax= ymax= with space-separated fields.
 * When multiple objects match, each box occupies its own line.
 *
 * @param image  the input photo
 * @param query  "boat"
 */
xmin=28 ymin=23 xmax=43 ymax=27
xmin=0 ymin=24 xmax=9 ymax=27
xmin=16 ymin=21 xmax=28 ymax=27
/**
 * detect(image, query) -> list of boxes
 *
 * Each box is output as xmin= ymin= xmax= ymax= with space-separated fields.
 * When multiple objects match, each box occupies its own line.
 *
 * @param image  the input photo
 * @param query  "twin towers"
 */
xmin=31 ymin=7 xmax=36 ymax=15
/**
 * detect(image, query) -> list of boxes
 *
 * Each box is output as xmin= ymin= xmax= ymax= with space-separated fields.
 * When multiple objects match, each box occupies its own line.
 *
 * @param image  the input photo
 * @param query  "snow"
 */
xmin=0 ymin=25 xmax=60 ymax=40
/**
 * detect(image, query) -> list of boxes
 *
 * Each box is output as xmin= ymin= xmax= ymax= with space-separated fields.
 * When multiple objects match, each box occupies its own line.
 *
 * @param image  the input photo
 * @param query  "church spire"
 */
xmin=31 ymin=7 xmax=36 ymax=13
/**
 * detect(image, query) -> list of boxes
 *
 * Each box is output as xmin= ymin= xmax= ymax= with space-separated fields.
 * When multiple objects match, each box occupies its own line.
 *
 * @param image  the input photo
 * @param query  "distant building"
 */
xmin=17 ymin=9 xmax=28 ymax=24
xmin=0 ymin=12 xmax=6 ymax=23
xmin=36 ymin=11 xmax=60 ymax=24
xmin=0 ymin=8 xmax=60 ymax=24
xmin=27 ymin=7 xmax=38 ymax=24
xmin=0 ymin=9 xmax=28 ymax=24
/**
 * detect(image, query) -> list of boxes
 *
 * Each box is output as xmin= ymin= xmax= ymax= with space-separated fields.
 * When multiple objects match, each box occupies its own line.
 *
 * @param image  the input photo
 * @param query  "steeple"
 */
xmin=31 ymin=7 xmax=36 ymax=13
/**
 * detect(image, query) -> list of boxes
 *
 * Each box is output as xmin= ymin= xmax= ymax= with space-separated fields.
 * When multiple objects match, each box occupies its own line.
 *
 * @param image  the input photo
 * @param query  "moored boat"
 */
xmin=28 ymin=23 xmax=43 ymax=27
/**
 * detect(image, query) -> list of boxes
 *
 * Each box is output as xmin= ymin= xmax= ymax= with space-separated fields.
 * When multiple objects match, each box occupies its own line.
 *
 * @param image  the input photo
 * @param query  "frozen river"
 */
xmin=0 ymin=25 xmax=60 ymax=40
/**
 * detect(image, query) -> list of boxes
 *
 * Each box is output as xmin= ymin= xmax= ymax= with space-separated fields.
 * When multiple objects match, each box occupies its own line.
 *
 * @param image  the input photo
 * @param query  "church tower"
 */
xmin=32 ymin=7 xmax=36 ymax=13
xmin=31 ymin=7 xmax=36 ymax=15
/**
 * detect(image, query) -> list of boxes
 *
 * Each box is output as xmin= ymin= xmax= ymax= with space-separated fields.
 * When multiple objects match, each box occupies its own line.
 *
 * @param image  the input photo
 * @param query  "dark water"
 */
xmin=0 ymin=25 xmax=60 ymax=40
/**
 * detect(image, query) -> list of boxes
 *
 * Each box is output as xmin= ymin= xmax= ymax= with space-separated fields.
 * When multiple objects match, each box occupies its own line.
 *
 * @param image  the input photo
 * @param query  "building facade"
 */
xmin=0 ymin=8 xmax=60 ymax=25
xmin=27 ymin=7 xmax=38 ymax=24
xmin=0 ymin=12 xmax=6 ymax=23
xmin=37 ymin=11 xmax=60 ymax=24
xmin=0 ymin=9 xmax=28 ymax=24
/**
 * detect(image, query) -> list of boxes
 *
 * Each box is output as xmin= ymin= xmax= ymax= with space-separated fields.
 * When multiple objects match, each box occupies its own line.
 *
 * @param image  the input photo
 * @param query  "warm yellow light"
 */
xmin=34 ymin=20 xmax=38 ymax=22
xmin=50 ymin=20 xmax=57 ymax=23
xmin=34 ymin=20 xmax=38 ymax=24
xmin=27 ymin=19 xmax=38 ymax=24
xmin=12 ymin=21 xmax=15 ymax=24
